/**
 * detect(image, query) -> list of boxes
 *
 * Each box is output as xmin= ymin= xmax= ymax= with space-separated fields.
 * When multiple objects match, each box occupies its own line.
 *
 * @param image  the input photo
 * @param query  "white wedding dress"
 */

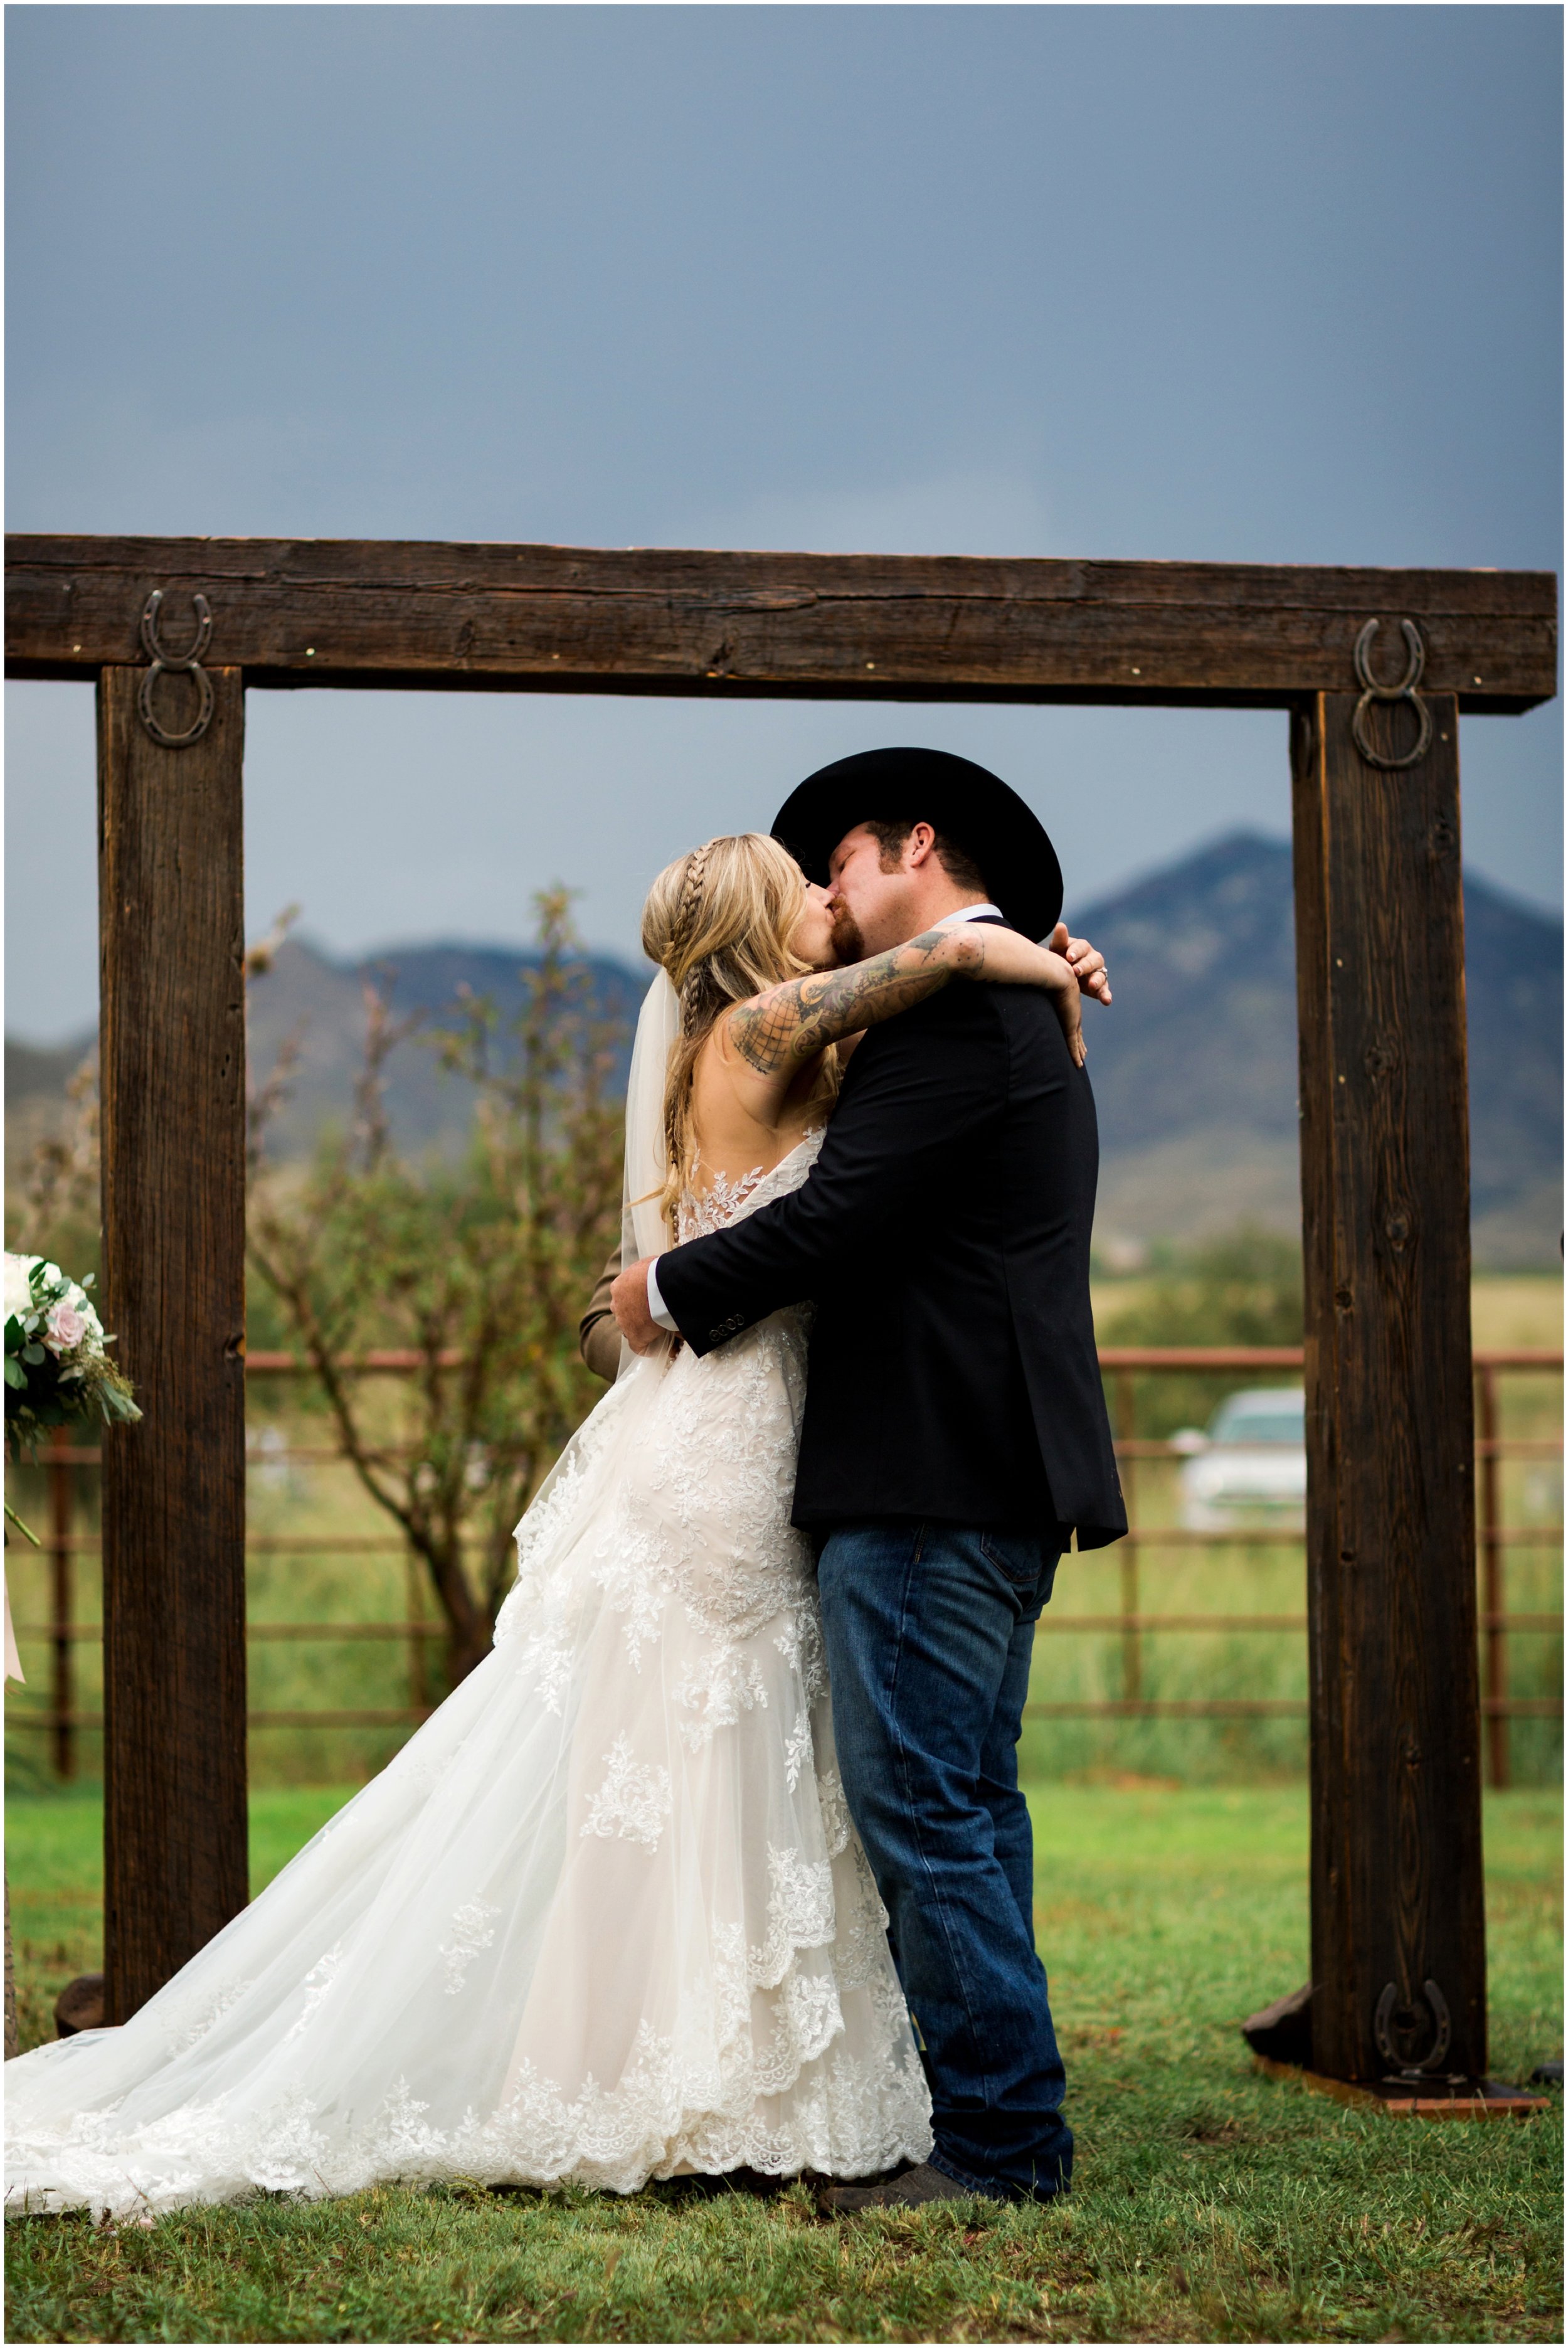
xmin=5 ymin=1130 xmax=933 ymax=2217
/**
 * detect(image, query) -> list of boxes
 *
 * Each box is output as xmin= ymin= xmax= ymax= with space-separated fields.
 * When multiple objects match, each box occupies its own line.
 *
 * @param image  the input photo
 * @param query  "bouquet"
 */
xmin=4 ymin=1252 xmax=141 ymax=1455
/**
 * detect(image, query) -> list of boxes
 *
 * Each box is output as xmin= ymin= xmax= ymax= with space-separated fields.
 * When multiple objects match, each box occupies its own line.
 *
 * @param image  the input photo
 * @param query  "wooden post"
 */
xmin=48 ymin=1425 xmax=75 ymax=1782
xmin=1476 ymin=1363 xmax=1510 ymax=1790
xmin=1291 ymin=687 xmax=1486 ymax=2085
xmin=46 ymin=1418 xmax=75 ymax=1784
xmin=98 ymin=662 xmax=248 ymax=2022
xmin=1114 ymin=1369 xmax=1142 ymax=1702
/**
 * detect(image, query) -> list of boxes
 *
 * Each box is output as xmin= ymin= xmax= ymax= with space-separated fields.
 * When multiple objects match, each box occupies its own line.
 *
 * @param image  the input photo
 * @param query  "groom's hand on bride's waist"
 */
xmin=612 ymin=1256 xmax=665 ymax=1354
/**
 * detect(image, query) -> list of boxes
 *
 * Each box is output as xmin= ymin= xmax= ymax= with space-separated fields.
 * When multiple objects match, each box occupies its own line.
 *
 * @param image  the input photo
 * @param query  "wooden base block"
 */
xmin=54 ymin=1972 xmax=107 ymax=2038
xmin=1253 ymin=2054 xmax=1549 ymax=2120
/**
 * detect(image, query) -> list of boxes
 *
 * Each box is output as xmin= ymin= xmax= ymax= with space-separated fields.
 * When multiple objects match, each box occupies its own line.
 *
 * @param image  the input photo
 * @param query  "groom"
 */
xmin=613 ymin=748 xmax=1127 ymax=2209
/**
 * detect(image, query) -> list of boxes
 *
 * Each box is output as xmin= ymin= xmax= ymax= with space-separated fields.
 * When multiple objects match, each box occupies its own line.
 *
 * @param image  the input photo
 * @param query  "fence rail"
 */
xmin=7 ymin=1345 xmax=1560 ymax=1783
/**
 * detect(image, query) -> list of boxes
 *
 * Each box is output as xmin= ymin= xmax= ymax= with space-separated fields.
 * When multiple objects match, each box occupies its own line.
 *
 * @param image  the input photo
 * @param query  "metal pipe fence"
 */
xmin=8 ymin=1346 xmax=1561 ymax=1785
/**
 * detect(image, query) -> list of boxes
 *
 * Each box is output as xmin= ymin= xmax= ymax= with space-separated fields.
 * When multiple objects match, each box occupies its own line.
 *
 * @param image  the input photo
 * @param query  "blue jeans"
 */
xmin=817 ymin=1521 xmax=1070 ymax=2201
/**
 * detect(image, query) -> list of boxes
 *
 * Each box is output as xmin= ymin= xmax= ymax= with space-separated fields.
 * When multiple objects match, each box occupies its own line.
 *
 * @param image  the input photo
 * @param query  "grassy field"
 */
xmin=6 ymin=1782 xmax=1561 ymax=2343
xmin=1083 ymin=1271 xmax=1563 ymax=1354
xmin=5 ymin=1277 xmax=1560 ymax=2334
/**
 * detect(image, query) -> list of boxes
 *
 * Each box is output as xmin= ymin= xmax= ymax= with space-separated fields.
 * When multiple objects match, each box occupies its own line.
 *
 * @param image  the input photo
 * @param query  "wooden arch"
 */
xmin=6 ymin=534 xmax=1558 ymax=2087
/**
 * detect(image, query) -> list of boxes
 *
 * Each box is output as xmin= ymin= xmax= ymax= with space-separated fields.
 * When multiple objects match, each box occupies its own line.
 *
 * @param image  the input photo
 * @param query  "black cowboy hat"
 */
xmin=771 ymin=748 xmax=1064 ymax=940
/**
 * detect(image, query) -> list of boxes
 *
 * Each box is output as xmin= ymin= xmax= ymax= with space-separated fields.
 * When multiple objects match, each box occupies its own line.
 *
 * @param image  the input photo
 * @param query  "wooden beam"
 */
xmin=7 ymin=535 xmax=1556 ymax=709
xmin=98 ymin=664 xmax=248 ymax=2022
xmin=1291 ymin=689 xmax=1486 ymax=2084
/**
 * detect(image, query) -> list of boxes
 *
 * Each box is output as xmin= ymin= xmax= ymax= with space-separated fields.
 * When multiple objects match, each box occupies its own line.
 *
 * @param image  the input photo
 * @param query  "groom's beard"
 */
xmin=830 ymin=906 xmax=866 ymax=964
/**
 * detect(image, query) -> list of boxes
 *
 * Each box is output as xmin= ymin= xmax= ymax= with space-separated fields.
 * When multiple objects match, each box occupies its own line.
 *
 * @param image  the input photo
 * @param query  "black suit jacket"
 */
xmin=655 ymin=935 xmax=1127 ymax=1548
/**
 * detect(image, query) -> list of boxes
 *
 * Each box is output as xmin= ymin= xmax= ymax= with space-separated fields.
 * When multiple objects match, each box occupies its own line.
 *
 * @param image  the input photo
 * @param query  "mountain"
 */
xmin=1073 ymin=834 xmax=1561 ymax=1269
xmin=4 ymin=1034 xmax=100 ymax=1218
xmin=243 ymin=937 xmax=645 ymax=1162
xmin=4 ymin=938 xmax=647 ymax=1193
xmin=8 ymin=834 xmax=1560 ymax=1267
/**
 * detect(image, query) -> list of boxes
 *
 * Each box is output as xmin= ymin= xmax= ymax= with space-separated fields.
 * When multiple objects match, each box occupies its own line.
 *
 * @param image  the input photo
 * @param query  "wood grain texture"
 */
xmin=98 ymin=666 xmax=248 ymax=2022
xmin=1291 ymin=691 xmax=1486 ymax=2084
xmin=8 ymin=536 xmax=1556 ymax=709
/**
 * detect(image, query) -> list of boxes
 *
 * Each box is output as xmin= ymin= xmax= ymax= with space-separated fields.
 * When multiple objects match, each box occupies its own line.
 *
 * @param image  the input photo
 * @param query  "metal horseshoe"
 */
xmin=1351 ymin=616 xmax=1433 ymax=772
xmin=137 ymin=590 xmax=216 ymax=749
xmin=1374 ymin=1976 xmax=1453 ymax=2076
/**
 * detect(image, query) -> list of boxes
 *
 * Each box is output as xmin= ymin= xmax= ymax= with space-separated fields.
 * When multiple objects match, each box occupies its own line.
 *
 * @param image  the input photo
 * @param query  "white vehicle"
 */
xmin=1172 ymin=1387 xmax=1306 ymax=1532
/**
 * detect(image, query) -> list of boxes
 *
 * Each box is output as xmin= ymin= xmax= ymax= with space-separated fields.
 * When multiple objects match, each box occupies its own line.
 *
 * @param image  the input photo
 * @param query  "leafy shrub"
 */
xmin=1098 ymin=1226 xmax=1303 ymax=1438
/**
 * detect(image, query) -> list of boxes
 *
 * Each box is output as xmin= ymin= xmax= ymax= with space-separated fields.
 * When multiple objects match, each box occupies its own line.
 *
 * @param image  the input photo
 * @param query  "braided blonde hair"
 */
xmin=640 ymin=833 xmax=835 ymax=1231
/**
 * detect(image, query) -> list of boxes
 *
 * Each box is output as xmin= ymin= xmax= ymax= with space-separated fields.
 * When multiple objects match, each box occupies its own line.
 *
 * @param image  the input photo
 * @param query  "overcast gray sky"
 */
xmin=7 ymin=3 xmax=1561 ymax=1040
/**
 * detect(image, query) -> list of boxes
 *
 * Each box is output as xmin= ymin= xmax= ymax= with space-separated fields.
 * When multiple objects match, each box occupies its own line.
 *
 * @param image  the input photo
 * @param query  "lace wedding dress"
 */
xmin=5 ymin=1130 xmax=933 ymax=2218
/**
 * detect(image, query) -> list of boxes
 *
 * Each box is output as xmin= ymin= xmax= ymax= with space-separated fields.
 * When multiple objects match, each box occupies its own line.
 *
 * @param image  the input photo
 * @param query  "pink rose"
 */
xmin=44 ymin=1302 xmax=88 ymax=1354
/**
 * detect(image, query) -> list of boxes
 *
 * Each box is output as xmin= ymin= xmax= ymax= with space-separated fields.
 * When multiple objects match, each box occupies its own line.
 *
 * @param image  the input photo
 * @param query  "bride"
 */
xmin=6 ymin=832 xmax=1087 ymax=2218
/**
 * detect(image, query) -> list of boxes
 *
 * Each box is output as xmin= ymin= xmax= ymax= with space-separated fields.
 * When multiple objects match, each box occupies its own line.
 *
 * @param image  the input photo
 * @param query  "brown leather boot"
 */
xmin=816 ymin=2162 xmax=983 ymax=2213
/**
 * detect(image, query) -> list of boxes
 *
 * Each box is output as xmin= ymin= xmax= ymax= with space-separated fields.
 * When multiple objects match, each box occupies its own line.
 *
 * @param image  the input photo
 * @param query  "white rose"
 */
xmin=63 ymin=1283 xmax=102 ymax=1337
xmin=4 ymin=1253 xmax=39 ymax=1323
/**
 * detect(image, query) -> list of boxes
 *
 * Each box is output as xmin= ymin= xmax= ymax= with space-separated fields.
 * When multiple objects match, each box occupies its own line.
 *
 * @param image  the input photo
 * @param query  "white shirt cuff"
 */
xmin=645 ymin=1256 xmax=679 ymax=1332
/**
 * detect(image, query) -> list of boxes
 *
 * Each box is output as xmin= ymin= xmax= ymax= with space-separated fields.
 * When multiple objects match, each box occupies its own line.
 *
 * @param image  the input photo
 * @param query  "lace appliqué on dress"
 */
xmin=752 ymin=1846 xmax=837 ymax=1985
xmin=675 ymin=1145 xmax=822 ymax=1242
xmin=781 ymin=1709 xmax=813 ymax=1793
xmin=440 ymin=1903 xmax=502 ymax=1995
xmin=815 ymin=1765 xmax=853 ymax=1858
xmin=581 ymin=1734 xmax=673 ymax=1856
xmin=164 ymin=1979 xmax=254 ymax=2058
xmin=284 ymin=1943 xmax=345 ymax=2043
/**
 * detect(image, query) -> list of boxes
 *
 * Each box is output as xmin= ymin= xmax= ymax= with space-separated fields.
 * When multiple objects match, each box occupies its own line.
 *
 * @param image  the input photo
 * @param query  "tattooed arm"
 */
xmin=724 ymin=923 xmax=1085 ymax=1099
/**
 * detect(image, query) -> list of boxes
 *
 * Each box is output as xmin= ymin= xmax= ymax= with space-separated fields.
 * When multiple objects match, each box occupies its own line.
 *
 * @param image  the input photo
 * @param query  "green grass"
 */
xmin=6 ymin=1784 xmax=1561 ymax=2342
